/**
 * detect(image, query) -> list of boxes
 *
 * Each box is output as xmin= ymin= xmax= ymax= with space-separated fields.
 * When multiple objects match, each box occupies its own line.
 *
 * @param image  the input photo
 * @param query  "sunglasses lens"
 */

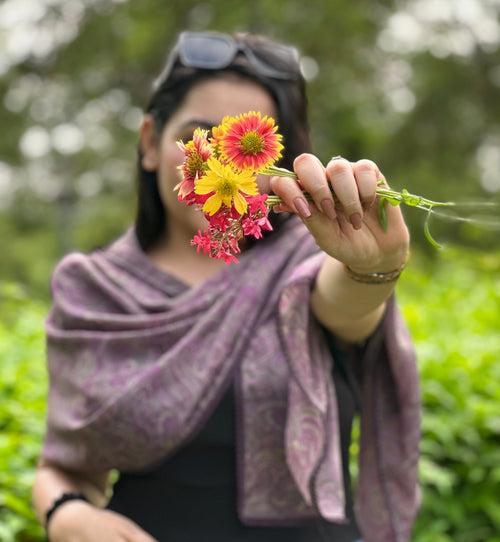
xmin=250 ymin=43 xmax=300 ymax=79
xmin=268 ymin=43 xmax=299 ymax=65
xmin=179 ymin=33 xmax=236 ymax=69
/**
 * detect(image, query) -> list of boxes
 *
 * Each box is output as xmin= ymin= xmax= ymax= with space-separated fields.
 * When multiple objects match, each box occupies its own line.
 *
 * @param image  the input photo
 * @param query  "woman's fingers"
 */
xmin=325 ymin=157 xmax=363 ymax=229
xmin=352 ymin=159 xmax=378 ymax=208
xmin=269 ymin=175 xmax=312 ymax=219
xmin=293 ymin=154 xmax=336 ymax=220
xmin=274 ymin=154 xmax=385 ymax=234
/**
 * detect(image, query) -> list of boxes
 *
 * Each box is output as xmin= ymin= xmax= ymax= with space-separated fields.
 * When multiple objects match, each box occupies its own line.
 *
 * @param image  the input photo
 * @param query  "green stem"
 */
xmin=261 ymin=165 xmax=455 ymax=249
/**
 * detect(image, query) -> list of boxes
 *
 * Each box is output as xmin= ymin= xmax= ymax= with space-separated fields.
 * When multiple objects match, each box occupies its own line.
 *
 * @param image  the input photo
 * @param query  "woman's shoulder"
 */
xmin=48 ymin=230 xmax=130 ymax=304
xmin=50 ymin=251 xmax=91 ymax=289
xmin=50 ymin=227 xmax=133 ymax=284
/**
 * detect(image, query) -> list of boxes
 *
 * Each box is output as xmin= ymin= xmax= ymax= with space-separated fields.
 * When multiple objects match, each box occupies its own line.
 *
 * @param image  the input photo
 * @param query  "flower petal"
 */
xmin=195 ymin=174 xmax=217 ymax=195
xmin=234 ymin=192 xmax=248 ymax=215
xmin=206 ymin=157 xmax=225 ymax=177
xmin=178 ymin=179 xmax=195 ymax=198
xmin=203 ymin=193 xmax=223 ymax=215
xmin=238 ymin=178 xmax=258 ymax=195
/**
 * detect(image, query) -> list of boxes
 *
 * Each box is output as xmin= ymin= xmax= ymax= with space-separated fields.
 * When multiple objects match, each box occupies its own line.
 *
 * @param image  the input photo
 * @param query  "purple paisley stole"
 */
xmin=42 ymin=217 xmax=420 ymax=542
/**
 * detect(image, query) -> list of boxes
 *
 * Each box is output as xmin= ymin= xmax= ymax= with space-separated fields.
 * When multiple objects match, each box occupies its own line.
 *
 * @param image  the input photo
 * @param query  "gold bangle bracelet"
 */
xmin=343 ymin=263 xmax=406 ymax=284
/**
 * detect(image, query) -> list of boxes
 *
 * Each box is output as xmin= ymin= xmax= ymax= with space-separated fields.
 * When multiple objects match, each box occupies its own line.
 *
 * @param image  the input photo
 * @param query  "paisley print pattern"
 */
xmin=42 ymin=217 xmax=420 ymax=542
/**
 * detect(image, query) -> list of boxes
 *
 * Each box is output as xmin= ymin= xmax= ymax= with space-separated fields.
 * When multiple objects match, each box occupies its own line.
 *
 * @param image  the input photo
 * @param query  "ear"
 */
xmin=139 ymin=114 xmax=160 ymax=171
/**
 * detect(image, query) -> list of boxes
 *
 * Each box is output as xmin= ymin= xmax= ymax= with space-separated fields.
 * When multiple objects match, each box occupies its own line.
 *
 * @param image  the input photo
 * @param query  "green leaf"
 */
xmin=419 ymin=456 xmax=456 ymax=494
xmin=401 ymin=188 xmax=423 ymax=206
xmin=386 ymin=196 xmax=402 ymax=206
xmin=377 ymin=197 xmax=388 ymax=232
xmin=424 ymin=210 xmax=443 ymax=249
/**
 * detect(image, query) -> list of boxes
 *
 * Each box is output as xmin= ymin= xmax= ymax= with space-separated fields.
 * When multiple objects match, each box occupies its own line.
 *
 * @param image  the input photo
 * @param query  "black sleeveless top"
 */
xmin=107 ymin=328 xmax=363 ymax=542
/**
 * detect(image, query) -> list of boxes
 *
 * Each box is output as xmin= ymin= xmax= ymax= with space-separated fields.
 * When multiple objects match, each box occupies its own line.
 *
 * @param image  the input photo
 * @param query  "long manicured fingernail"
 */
xmin=350 ymin=212 xmax=363 ymax=230
xmin=321 ymin=198 xmax=337 ymax=220
xmin=293 ymin=197 xmax=312 ymax=218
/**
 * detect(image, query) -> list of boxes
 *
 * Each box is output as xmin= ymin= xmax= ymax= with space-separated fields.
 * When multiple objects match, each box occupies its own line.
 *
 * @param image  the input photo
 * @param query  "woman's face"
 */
xmin=140 ymin=74 xmax=277 ymax=239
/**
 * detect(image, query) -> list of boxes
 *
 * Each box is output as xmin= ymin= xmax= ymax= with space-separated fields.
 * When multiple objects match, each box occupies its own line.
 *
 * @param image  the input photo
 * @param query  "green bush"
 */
xmin=399 ymin=250 xmax=500 ymax=542
xmin=0 ymin=250 xmax=499 ymax=541
xmin=0 ymin=284 xmax=46 ymax=542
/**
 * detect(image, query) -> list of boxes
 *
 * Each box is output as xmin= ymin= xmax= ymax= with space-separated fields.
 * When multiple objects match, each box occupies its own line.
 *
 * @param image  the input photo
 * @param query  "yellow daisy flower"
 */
xmin=194 ymin=157 xmax=258 ymax=216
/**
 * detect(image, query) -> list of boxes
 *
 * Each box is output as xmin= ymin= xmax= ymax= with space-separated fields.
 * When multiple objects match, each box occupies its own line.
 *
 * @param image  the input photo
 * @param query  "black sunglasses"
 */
xmin=153 ymin=31 xmax=301 ymax=91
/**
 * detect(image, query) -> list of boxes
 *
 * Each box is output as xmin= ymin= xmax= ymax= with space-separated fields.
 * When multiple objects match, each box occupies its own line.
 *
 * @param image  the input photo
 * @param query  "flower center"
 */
xmin=187 ymin=152 xmax=205 ymax=176
xmin=240 ymin=131 xmax=264 ymax=155
xmin=218 ymin=178 xmax=237 ymax=196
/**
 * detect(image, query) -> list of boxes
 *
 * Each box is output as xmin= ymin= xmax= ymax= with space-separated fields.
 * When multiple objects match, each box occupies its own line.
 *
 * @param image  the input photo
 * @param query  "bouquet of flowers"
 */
xmin=174 ymin=111 xmax=282 ymax=264
xmin=174 ymin=111 xmax=489 ymax=264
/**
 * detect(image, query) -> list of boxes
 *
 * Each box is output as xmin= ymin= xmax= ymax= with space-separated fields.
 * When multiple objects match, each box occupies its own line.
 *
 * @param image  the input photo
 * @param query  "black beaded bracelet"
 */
xmin=45 ymin=492 xmax=89 ymax=532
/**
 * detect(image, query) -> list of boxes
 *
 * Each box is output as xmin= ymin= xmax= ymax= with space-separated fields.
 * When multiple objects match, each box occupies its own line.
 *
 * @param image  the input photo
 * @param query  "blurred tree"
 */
xmin=0 ymin=0 xmax=499 ymax=298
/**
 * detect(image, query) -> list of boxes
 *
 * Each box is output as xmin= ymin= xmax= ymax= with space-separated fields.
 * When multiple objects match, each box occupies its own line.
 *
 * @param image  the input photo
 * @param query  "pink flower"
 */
xmin=242 ymin=215 xmax=273 ymax=239
xmin=247 ymin=194 xmax=269 ymax=215
xmin=175 ymin=128 xmax=213 ymax=202
xmin=191 ymin=231 xmax=212 ymax=255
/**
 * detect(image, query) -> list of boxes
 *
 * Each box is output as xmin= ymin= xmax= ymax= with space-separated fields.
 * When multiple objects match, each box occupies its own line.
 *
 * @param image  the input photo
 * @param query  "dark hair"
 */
xmin=134 ymin=32 xmax=312 ymax=252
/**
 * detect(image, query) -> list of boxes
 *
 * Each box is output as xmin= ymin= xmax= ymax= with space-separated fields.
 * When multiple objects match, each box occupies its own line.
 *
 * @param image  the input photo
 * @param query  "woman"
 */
xmin=32 ymin=31 xmax=420 ymax=542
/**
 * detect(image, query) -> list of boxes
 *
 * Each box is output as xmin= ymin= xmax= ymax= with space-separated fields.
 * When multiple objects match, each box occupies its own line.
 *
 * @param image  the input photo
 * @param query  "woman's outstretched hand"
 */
xmin=48 ymin=500 xmax=158 ymax=542
xmin=270 ymin=153 xmax=410 ymax=273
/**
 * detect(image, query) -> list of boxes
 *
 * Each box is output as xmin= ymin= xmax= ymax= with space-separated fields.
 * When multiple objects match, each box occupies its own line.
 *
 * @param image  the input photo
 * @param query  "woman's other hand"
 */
xmin=270 ymin=153 xmax=410 ymax=273
xmin=48 ymin=500 xmax=158 ymax=542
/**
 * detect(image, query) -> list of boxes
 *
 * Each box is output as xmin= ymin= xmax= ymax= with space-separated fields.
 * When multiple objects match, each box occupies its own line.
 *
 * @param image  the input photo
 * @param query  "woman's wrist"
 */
xmin=45 ymin=492 xmax=89 ymax=529
xmin=343 ymin=262 xmax=406 ymax=284
xmin=46 ymin=499 xmax=95 ymax=540
xmin=345 ymin=249 xmax=410 ymax=277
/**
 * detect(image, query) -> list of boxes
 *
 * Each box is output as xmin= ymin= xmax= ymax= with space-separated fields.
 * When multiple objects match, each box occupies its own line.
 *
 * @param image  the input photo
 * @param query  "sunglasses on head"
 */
xmin=153 ymin=31 xmax=301 ymax=90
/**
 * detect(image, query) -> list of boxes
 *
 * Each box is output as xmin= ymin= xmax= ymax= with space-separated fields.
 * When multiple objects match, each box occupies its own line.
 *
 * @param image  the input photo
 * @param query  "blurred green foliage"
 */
xmin=400 ymin=250 xmax=500 ymax=542
xmin=1 ymin=0 xmax=500 ymax=298
xmin=0 ymin=284 xmax=46 ymax=542
xmin=1 ymin=250 xmax=499 ymax=541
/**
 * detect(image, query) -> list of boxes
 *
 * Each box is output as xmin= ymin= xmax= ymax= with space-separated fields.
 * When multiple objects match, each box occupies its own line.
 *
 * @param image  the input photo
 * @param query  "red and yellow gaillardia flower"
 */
xmin=218 ymin=111 xmax=284 ymax=172
xmin=210 ymin=116 xmax=232 ymax=151
xmin=175 ymin=128 xmax=212 ymax=200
